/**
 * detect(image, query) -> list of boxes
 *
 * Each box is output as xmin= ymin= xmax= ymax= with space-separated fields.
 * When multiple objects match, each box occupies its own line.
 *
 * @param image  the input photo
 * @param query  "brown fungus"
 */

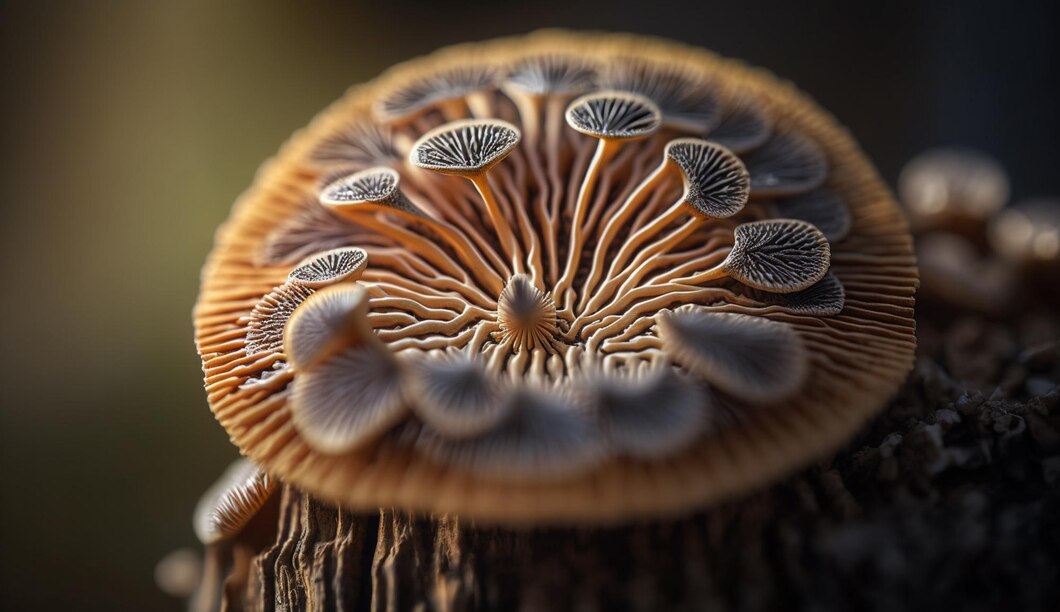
xmin=194 ymin=32 xmax=917 ymax=524
xmin=193 ymin=459 xmax=276 ymax=546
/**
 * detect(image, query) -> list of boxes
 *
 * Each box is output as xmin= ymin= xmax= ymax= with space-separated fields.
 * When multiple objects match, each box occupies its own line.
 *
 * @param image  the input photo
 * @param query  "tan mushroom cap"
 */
xmin=194 ymin=31 xmax=917 ymax=525
xmin=193 ymin=458 xmax=276 ymax=545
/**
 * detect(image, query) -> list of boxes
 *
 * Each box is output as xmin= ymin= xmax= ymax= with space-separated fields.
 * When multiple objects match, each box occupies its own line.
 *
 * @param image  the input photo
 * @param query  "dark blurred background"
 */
xmin=1 ymin=1 xmax=1057 ymax=610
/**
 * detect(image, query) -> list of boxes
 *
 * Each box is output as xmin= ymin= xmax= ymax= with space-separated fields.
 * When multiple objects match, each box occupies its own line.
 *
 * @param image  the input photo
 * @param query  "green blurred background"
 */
xmin=1 ymin=1 xmax=1056 ymax=610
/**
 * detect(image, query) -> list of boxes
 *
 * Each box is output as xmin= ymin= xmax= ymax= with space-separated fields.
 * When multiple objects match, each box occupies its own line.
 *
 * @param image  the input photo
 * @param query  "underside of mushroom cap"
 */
xmin=194 ymin=31 xmax=917 ymax=525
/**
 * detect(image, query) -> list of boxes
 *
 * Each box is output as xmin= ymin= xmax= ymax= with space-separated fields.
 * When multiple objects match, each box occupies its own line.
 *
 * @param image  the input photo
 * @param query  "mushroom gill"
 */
xmin=194 ymin=31 xmax=918 ymax=524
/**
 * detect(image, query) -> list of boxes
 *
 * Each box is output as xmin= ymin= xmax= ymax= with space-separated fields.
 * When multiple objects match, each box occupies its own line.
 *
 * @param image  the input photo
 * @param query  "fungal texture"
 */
xmin=194 ymin=32 xmax=917 ymax=524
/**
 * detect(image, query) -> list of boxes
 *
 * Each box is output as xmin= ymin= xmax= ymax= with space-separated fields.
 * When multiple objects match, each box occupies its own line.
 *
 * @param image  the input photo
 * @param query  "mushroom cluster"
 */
xmin=195 ymin=32 xmax=917 ymax=523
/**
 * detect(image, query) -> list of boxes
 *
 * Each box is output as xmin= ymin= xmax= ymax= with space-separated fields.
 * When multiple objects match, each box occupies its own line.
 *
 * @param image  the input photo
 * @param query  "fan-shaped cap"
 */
xmin=735 ymin=272 xmax=846 ymax=316
xmin=578 ymin=366 xmax=709 ymax=459
xmin=708 ymin=92 xmax=772 ymax=153
xmin=658 ymin=310 xmax=808 ymax=403
xmin=723 ymin=219 xmax=831 ymax=292
xmin=774 ymin=188 xmax=852 ymax=242
xmin=374 ymin=64 xmax=499 ymax=123
xmin=414 ymin=387 xmax=607 ymax=481
xmin=565 ymin=91 xmax=661 ymax=140
xmin=319 ymin=167 xmax=420 ymax=216
xmin=193 ymin=459 xmax=276 ymax=545
xmin=404 ymin=350 xmax=509 ymax=438
xmin=503 ymin=54 xmax=598 ymax=96
xmin=409 ymin=119 xmax=522 ymax=176
xmin=743 ymin=130 xmax=828 ymax=197
xmin=665 ymin=138 xmax=750 ymax=219
xmin=289 ymin=345 xmax=406 ymax=454
xmin=287 ymin=247 xmax=368 ymax=288
xmin=283 ymin=283 xmax=373 ymax=370
xmin=899 ymin=147 xmax=1009 ymax=224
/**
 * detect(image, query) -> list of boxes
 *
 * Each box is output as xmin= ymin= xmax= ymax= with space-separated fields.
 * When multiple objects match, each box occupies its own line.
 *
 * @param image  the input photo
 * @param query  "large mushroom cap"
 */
xmin=194 ymin=31 xmax=917 ymax=524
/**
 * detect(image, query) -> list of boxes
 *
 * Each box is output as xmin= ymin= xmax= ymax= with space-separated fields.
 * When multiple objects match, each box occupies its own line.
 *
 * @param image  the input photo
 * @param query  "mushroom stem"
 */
xmin=613 ymin=233 xmax=730 ymax=298
xmin=575 ymin=161 xmax=671 ymax=312
xmin=469 ymin=173 xmax=525 ymax=274
xmin=496 ymin=149 xmax=547 ymax=287
xmin=554 ymin=138 xmax=622 ymax=311
xmin=671 ymin=264 xmax=729 ymax=286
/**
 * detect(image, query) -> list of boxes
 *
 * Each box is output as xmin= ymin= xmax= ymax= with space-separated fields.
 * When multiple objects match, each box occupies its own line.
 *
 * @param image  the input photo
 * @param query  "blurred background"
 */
xmin=1 ymin=1 xmax=1057 ymax=610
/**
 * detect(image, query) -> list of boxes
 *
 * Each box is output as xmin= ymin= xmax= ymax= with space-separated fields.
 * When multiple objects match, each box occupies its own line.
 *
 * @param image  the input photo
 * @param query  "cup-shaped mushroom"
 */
xmin=899 ymin=147 xmax=1009 ymax=228
xmin=283 ymin=283 xmax=375 ymax=370
xmin=404 ymin=350 xmax=509 ymax=438
xmin=577 ymin=366 xmax=709 ymax=459
xmin=658 ymin=309 xmax=808 ymax=403
xmin=743 ymin=130 xmax=828 ymax=197
xmin=773 ymin=188 xmax=852 ymax=242
xmin=707 ymin=92 xmax=772 ymax=154
xmin=319 ymin=167 xmax=422 ymax=217
xmin=988 ymin=198 xmax=1060 ymax=265
xmin=721 ymin=219 xmax=831 ymax=292
xmin=374 ymin=64 xmax=499 ymax=124
xmin=565 ymin=91 xmax=662 ymax=141
xmin=287 ymin=247 xmax=368 ymax=288
xmin=664 ymin=138 xmax=750 ymax=219
xmin=289 ymin=344 xmax=406 ymax=454
xmin=409 ymin=119 xmax=522 ymax=177
xmin=601 ymin=58 xmax=721 ymax=132
xmin=734 ymin=272 xmax=846 ymax=316
xmin=193 ymin=459 xmax=276 ymax=545
xmin=414 ymin=387 xmax=607 ymax=482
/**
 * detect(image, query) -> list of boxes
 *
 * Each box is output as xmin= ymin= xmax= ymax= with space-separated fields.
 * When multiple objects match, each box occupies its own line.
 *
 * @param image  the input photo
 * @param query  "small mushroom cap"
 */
xmin=665 ymin=138 xmax=750 ymax=219
xmin=743 ymin=130 xmax=828 ymax=197
xmin=503 ymin=54 xmax=598 ymax=96
xmin=736 ymin=272 xmax=846 ymax=316
xmin=658 ymin=309 xmax=808 ymax=403
xmin=374 ymin=64 xmax=499 ymax=123
xmin=988 ymin=198 xmax=1060 ymax=264
xmin=409 ymin=119 xmax=522 ymax=175
xmin=244 ymin=283 xmax=315 ymax=356
xmin=707 ymin=92 xmax=772 ymax=154
xmin=287 ymin=247 xmax=368 ymax=288
xmin=899 ymin=147 xmax=1009 ymax=222
xmin=602 ymin=58 xmax=721 ymax=132
xmin=774 ymin=188 xmax=852 ymax=242
xmin=404 ymin=350 xmax=509 ymax=438
xmin=414 ymin=387 xmax=607 ymax=482
xmin=283 ymin=283 xmax=372 ymax=370
xmin=319 ymin=166 xmax=419 ymax=213
xmin=564 ymin=91 xmax=662 ymax=140
xmin=289 ymin=345 xmax=406 ymax=454
xmin=193 ymin=458 xmax=276 ymax=545
xmin=723 ymin=219 xmax=831 ymax=292
xmin=578 ymin=366 xmax=710 ymax=459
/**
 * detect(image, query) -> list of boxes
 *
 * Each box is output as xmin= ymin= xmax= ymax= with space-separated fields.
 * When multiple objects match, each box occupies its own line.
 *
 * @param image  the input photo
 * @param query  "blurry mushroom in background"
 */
xmin=194 ymin=31 xmax=918 ymax=527
xmin=989 ymin=198 xmax=1060 ymax=266
xmin=193 ymin=459 xmax=276 ymax=546
xmin=898 ymin=147 xmax=1010 ymax=235
xmin=917 ymin=232 xmax=1015 ymax=315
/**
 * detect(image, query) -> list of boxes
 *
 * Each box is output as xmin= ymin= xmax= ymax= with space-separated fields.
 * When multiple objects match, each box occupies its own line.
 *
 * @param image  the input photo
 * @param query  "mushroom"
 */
xmin=898 ymin=147 xmax=1010 ymax=231
xmin=194 ymin=32 xmax=918 ymax=523
xmin=988 ymin=198 xmax=1060 ymax=266
xmin=193 ymin=459 xmax=276 ymax=546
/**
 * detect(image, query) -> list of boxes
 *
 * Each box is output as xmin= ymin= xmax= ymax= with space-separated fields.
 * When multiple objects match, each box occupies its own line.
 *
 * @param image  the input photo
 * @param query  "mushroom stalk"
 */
xmin=469 ymin=173 xmax=526 ymax=273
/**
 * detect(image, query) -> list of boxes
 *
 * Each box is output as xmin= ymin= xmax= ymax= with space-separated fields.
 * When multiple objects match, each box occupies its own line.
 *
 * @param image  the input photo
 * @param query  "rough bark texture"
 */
xmin=199 ymin=308 xmax=1060 ymax=612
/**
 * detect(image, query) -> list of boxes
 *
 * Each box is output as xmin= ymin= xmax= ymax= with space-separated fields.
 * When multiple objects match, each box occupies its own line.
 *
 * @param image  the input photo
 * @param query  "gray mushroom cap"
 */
xmin=409 ymin=119 xmax=522 ymax=175
xmin=743 ymin=130 xmax=828 ymax=197
xmin=707 ymin=91 xmax=772 ymax=154
xmin=405 ymin=350 xmax=509 ymax=439
xmin=564 ymin=91 xmax=662 ymax=140
xmin=283 ymin=283 xmax=373 ymax=370
xmin=774 ymin=188 xmax=852 ymax=242
xmin=503 ymin=54 xmax=598 ymax=96
xmin=319 ymin=167 xmax=421 ymax=216
xmin=723 ymin=219 xmax=831 ymax=292
xmin=374 ymin=64 xmax=499 ymax=123
xmin=734 ymin=272 xmax=846 ymax=316
xmin=601 ymin=58 xmax=721 ymax=132
xmin=665 ymin=138 xmax=750 ymax=219
xmin=287 ymin=247 xmax=368 ymax=288
xmin=657 ymin=309 xmax=808 ymax=404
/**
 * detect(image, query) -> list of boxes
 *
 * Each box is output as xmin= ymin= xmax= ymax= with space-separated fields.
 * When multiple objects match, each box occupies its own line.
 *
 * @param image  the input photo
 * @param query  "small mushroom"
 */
xmin=578 ymin=366 xmax=709 ymax=459
xmin=414 ymin=386 xmax=607 ymax=481
xmin=374 ymin=64 xmax=499 ymax=123
xmin=496 ymin=274 xmax=559 ymax=352
xmin=404 ymin=350 xmax=508 ymax=438
xmin=988 ymin=198 xmax=1060 ymax=265
xmin=308 ymin=120 xmax=398 ymax=170
xmin=898 ymin=147 xmax=1009 ymax=230
xmin=193 ymin=458 xmax=276 ymax=545
xmin=601 ymin=57 xmax=721 ymax=132
xmin=773 ymin=188 xmax=852 ymax=242
xmin=743 ymin=130 xmax=828 ymax=197
xmin=283 ymin=283 xmax=375 ymax=370
xmin=287 ymin=247 xmax=368 ymax=288
xmin=680 ymin=219 xmax=831 ymax=293
xmin=502 ymin=54 xmax=598 ymax=143
xmin=657 ymin=309 xmax=808 ymax=403
xmin=320 ymin=167 xmax=423 ymax=217
xmin=707 ymin=91 xmax=772 ymax=154
xmin=917 ymin=231 xmax=1013 ymax=313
